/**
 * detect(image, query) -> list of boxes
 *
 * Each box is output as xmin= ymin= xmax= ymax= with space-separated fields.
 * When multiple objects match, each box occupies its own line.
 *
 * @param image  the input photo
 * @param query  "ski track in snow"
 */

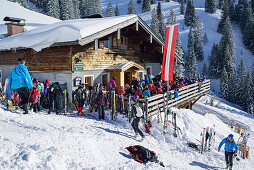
xmin=0 ymin=93 xmax=254 ymax=169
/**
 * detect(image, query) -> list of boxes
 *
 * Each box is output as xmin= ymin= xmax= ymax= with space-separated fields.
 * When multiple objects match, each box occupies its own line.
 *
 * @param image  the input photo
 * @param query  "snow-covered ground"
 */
xmin=0 ymin=93 xmax=253 ymax=169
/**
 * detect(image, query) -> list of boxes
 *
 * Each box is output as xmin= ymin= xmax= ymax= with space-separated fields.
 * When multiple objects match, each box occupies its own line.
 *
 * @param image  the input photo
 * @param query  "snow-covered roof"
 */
xmin=0 ymin=14 xmax=164 ymax=52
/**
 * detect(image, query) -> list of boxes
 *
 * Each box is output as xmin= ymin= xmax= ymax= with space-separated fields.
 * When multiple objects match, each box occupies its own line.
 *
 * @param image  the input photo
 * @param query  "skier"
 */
xmin=131 ymin=99 xmax=145 ymax=141
xmin=73 ymin=84 xmax=86 ymax=115
xmin=6 ymin=58 xmax=33 ymax=114
xmin=48 ymin=82 xmax=63 ymax=114
xmin=96 ymin=85 xmax=106 ymax=120
xmin=29 ymin=79 xmax=41 ymax=113
xmin=218 ymin=134 xmax=238 ymax=170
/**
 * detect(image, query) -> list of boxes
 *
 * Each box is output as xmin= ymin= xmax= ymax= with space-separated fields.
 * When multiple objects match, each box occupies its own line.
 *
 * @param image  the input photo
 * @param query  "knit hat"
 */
xmin=228 ymin=134 xmax=234 ymax=139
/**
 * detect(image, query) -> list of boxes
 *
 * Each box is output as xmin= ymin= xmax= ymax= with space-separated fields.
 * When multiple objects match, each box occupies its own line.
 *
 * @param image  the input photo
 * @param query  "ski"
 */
xmin=204 ymin=127 xmax=209 ymax=151
xmin=200 ymin=128 xmax=206 ymax=154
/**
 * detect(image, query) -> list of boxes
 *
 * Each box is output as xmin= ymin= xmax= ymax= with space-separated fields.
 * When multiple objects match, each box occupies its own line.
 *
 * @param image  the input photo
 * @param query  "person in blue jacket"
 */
xmin=218 ymin=134 xmax=238 ymax=170
xmin=6 ymin=58 xmax=33 ymax=114
xmin=142 ymin=85 xmax=151 ymax=98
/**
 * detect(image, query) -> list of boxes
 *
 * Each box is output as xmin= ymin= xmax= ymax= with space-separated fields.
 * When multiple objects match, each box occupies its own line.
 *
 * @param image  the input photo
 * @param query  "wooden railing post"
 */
xmin=145 ymin=98 xmax=148 ymax=121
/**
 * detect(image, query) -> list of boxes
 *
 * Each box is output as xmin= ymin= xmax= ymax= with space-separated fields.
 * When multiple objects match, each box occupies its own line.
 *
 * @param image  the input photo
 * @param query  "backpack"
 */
xmin=135 ymin=106 xmax=143 ymax=117
xmin=125 ymin=145 xmax=157 ymax=164
xmin=29 ymin=88 xmax=40 ymax=104
xmin=14 ymin=93 xmax=22 ymax=104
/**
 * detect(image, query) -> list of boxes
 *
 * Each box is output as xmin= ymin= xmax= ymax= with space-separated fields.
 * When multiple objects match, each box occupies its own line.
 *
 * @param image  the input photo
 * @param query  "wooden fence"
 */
xmin=144 ymin=80 xmax=210 ymax=119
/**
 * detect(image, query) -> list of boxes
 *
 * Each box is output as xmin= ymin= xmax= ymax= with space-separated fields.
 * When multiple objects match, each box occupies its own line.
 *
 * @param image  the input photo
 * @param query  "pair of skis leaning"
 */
xmin=200 ymin=126 xmax=215 ymax=154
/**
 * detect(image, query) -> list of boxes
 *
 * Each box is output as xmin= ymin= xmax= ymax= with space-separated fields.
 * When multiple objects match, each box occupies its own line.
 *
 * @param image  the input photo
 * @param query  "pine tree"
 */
xmin=106 ymin=2 xmax=114 ymax=17
xmin=59 ymin=0 xmax=72 ymax=20
xmin=137 ymin=0 xmax=141 ymax=4
xmin=150 ymin=0 xmax=155 ymax=4
xmin=115 ymin=4 xmax=120 ymax=16
xmin=46 ymin=0 xmax=60 ymax=19
xmin=202 ymin=63 xmax=208 ymax=77
xmin=151 ymin=9 xmax=160 ymax=35
xmin=95 ymin=0 xmax=104 ymax=17
xmin=157 ymin=3 xmax=165 ymax=38
xmin=217 ymin=0 xmax=230 ymax=33
xmin=167 ymin=9 xmax=176 ymax=25
xmin=184 ymin=0 xmax=198 ymax=27
xmin=72 ymin=0 xmax=80 ymax=19
xmin=128 ymin=0 xmax=137 ymax=14
xmin=193 ymin=24 xmax=204 ymax=61
xmin=252 ymin=0 xmax=254 ymax=14
xmin=186 ymin=28 xmax=198 ymax=78
xmin=174 ymin=32 xmax=185 ymax=76
xmin=220 ymin=66 xmax=229 ymax=100
xmin=180 ymin=0 xmax=185 ymax=15
xmin=236 ymin=58 xmax=246 ymax=107
xmin=244 ymin=69 xmax=253 ymax=113
xmin=203 ymin=32 xmax=208 ymax=45
xmin=218 ymin=16 xmax=235 ymax=75
xmin=227 ymin=71 xmax=238 ymax=103
xmin=208 ymin=43 xmax=220 ymax=78
xmin=142 ymin=0 xmax=151 ymax=13
xmin=205 ymin=0 xmax=217 ymax=13
xmin=243 ymin=4 xmax=254 ymax=55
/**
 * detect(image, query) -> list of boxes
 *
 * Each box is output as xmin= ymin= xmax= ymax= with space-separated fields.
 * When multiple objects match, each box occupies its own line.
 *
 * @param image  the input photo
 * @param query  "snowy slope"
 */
xmin=0 ymin=0 xmax=59 ymax=39
xmin=0 ymin=93 xmax=253 ymax=169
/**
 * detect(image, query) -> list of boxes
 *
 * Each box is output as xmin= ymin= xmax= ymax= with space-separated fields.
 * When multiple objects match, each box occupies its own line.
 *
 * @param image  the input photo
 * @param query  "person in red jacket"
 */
xmin=134 ymin=87 xmax=143 ymax=98
xmin=118 ymin=86 xmax=125 ymax=95
xmin=157 ymin=86 xmax=163 ymax=94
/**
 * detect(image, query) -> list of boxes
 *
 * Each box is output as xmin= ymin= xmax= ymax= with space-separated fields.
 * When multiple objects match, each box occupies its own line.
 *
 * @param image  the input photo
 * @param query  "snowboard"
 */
xmin=200 ymin=128 xmax=206 ymax=154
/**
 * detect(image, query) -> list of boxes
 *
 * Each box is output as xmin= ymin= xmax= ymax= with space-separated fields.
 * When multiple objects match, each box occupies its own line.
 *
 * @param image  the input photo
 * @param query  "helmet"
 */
xmin=45 ymin=79 xmax=49 ymax=84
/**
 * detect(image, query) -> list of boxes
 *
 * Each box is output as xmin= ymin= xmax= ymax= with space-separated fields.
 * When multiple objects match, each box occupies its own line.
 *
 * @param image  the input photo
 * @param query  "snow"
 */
xmin=0 ymin=92 xmax=253 ymax=169
xmin=0 ymin=14 xmax=137 ymax=51
xmin=0 ymin=0 xmax=59 ymax=38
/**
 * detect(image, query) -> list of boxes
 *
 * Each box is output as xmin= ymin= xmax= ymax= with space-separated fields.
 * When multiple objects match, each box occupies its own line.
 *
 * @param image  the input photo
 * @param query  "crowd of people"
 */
xmin=0 ymin=58 xmax=65 ymax=114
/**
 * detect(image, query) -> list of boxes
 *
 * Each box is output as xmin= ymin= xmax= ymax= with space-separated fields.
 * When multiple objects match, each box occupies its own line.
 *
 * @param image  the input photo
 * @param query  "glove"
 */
xmin=234 ymin=152 xmax=237 ymax=157
xmin=218 ymin=149 xmax=220 ymax=152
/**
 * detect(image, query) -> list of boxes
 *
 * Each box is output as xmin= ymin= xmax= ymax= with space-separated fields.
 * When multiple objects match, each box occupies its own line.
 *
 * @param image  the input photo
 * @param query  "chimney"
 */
xmin=3 ymin=17 xmax=26 ymax=36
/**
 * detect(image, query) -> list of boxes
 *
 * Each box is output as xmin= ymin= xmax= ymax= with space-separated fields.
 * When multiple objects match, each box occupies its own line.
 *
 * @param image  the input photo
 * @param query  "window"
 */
xmin=121 ymin=37 xmax=128 ymax=49
xmin=104 ymin=36 xmax=112 ymax=49
xmin=137 ymin=71 xmax=144 ymax=80
xmin=101 ymin=73 xmax=109 ymax=86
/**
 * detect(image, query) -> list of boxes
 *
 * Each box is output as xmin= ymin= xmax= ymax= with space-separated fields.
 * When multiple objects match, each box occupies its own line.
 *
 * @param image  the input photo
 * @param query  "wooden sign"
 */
xmin=74 ymin=77 xmax=82 ymax=87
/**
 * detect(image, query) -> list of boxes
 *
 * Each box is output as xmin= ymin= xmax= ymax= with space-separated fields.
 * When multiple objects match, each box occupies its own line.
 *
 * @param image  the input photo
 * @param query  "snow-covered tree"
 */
xmin=142 ymin=0 xmax=151 ymax=13
xmin=203 ymin=32 xmax=208 ymax=45
xmin=217 ymin=0 xmax=230 ymax=33
xmin=184 ymin=0 xmax=197 ymax=27
xmin=185 ymin=28 xmax=198 ymax=78
xmin=150 ymin=9 xmax=159 ymax=35
xmin=137 ymin=0 xmax=141 ymax=4
xmin=220 ymin=66 xmax=229 ymax=100
xmin=194 ymin=23 xmax=204 ymax=61
xmin=167 ymin=9 xmax=176 ymax=25
xmin=236 ymin=58 xmax=246 ymax=106
xmin=46 ymin=0 xmax=60 ymax=19
xmin=244 ymin=69 xmax=253 ymax=113
xmin=80 ymin=0 xmax=103 ymax=17
xmin=208 ymin=43 xmax=220 ymax=78
xmin=205 ymin=0 xmax=217 ymax=13
xmin=59 ymin=0 xmax=72 ymax=20
xmin=115 ymin=4 xmax=120 ymax=16
xmin=157 ymin=2 xmax=165 ymax=38
xmin=227 ymin=72 xmax=238 ymax=103
xmin=72 ymin=0 xmax=80 ymax=18
xmin=174 ymin=32 xmax=185 ymax=76
xmin=219 ymin=16 xmax=235 ymax=74
xmin=180 ymin=0 xmax=185 ymax=15
xmin=202 ymin=62 xmax=208 ymax=77
xmin=128 ymin=0 xmax=137 ymax=14
xmin=106 ymin=2 xmax=114 ymax=17
xmin=243 ymin=4 xmax=254 ymax=55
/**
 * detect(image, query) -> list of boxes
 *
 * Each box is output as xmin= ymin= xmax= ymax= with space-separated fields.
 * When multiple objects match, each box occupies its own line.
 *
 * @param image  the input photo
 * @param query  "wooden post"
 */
xmin=136 ymin=21 xmax=139 ymax=31
xmin=145 ymin=98 xmax=148 ymax=121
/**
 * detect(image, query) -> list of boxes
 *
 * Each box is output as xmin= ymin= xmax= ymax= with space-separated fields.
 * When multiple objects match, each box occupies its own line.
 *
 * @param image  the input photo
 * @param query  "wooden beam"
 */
xmin=136 ymin=21 xmax=139 ymax=31
xmin=150 ymin=35 xmax=153 ymax=43
xmin=117 ymin=29 xmax=121 ymax=39
xmin=94 ymin=38 xmax=98 ymax=50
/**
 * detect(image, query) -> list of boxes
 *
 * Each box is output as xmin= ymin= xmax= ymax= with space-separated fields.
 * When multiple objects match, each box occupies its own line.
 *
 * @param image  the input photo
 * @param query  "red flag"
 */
xmin=161 ymin=25 xmax=178 ymax=81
